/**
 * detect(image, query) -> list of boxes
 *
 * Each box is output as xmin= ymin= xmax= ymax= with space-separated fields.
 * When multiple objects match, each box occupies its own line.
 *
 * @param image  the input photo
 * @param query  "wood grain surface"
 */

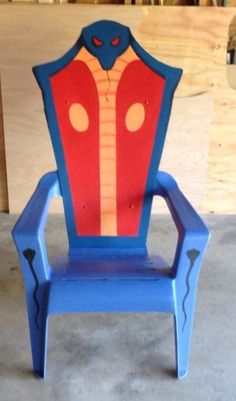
xmin=0 ymin=80 xmax=8 ymax=211
xmin=0 ymin=5 xmax=235 ymax=214
xmin=227 ymin=65 xmax=236 ymax=89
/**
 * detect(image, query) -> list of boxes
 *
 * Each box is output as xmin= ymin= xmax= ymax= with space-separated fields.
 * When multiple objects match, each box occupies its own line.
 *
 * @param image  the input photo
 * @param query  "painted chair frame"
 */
xmin=13 ymin=170 xmax=209 ymax=379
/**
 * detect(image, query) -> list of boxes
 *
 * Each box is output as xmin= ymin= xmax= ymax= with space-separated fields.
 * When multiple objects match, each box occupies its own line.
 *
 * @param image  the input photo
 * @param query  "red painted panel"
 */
xmin=50 ymin=61 xmax=100 ymax=235
xmin=116 ymin=60 xmax=165 ymax=236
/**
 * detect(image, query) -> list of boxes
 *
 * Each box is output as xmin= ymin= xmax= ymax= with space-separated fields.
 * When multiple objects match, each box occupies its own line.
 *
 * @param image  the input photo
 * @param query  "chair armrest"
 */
xmin=13 ymin=171 xmax=60 ymax=238
xmin=155 ymin=171 xmax=210 ymax=278
xmin=12 ymin=171 xmax=61 ymax=281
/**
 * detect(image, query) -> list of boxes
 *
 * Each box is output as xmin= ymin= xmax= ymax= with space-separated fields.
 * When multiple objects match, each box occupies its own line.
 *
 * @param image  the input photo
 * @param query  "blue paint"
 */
xmin=156 ymin=172 xmax=210 ymax=378
xmin=81 ymin=20 xmax=131 ymax=70
xmin=12 ymin=21 xmax=210 ymax=379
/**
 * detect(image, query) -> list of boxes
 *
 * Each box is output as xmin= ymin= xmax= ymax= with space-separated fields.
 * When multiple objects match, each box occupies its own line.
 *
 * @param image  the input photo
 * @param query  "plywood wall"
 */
xmin=0 ymin=80 xmax=8 ymax=211
xmin=0 ymin=5 xmax=235 ymax=214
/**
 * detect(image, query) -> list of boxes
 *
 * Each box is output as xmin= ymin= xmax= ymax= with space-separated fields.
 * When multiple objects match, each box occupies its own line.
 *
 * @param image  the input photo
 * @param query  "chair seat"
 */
xmin=50 ymin=253 xmax=171 ymax=281
xmin=48 ymin=253 xmax=174 ymax=316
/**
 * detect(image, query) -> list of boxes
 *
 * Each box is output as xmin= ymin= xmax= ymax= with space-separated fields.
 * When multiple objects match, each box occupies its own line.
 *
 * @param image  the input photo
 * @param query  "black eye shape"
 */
xmin=92 ymin=36 xmax=103 ymax=47
xmin=111 ymin=36 xmax=120 ymax=47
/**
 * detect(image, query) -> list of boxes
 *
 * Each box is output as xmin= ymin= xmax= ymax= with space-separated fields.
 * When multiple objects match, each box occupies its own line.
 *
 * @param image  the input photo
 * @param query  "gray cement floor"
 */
xmin=0 ymin=213 xmax=235 ymax=401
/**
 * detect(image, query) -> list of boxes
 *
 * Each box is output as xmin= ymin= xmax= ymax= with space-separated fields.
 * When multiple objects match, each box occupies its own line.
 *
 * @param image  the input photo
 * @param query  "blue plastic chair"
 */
xmin=12 ymin=20 xmax=210 ymax=379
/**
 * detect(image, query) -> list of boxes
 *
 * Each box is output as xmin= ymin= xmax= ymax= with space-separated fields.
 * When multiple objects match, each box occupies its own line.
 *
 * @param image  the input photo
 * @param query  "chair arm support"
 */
xmin=12 ymin=171 xmax=61 ymax=282
xmin=155 ymin=171 xmax=210 ymax=279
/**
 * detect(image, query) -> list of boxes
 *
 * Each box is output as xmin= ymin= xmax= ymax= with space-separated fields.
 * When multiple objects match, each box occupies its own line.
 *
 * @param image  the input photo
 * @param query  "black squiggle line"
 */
xmin=182 ymin=249 xmax=200 ymax=333
xmin=23 ymin=249 xmax=40 ymax=329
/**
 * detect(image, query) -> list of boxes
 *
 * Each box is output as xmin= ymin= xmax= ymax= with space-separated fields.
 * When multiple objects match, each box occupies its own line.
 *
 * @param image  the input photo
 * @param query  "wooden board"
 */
xmin=0 ymin=79 xmax=8 ymax=211
xmin=153 ymin=91 xmax=213 ymax=214
xmin=0 ymin=5 xmax=236 ymax=214
xmin=226 ymin=0 xmax=236 ymax=6
xmin=227 ymin=64 xmax=236 ymax=89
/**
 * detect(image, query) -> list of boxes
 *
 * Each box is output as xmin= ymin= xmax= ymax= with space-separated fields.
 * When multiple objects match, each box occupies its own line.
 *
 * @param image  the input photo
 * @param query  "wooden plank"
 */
xmin=226 ymin=0 xmax=236 ymax=6
xmin=74 ymin=0 xmax=124 ymax=3
xmin=199 ymin=0 xmax=212 ymax=5
xmin=227 ymin=64 xmax=236 ymax=89
xmin=153 ymin=92 xmax=213 ymax=214
xmin=204 ymin=80 xmax=236 ymax=214
xmin=0 ymin=6 xmax=231 ymax=97
xmin=0 ymin=5 xmax=235 ymax=214
xmin=0 ymin=79 xmax=8 ymax=211
xmin=1 ymin=67 xmax=59 ymax=213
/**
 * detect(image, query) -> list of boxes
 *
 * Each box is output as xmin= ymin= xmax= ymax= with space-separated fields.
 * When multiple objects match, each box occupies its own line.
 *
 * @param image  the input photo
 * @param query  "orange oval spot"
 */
xmin=69 ymin=103 xmax=89 ymax=132
xmin=125 ymin=103 xmax=145 ymax=132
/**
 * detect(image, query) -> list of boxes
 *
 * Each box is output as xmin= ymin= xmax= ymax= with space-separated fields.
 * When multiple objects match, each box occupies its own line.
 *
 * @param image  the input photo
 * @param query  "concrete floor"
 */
xmin=0 ymin=213 xmax=235 ymax=401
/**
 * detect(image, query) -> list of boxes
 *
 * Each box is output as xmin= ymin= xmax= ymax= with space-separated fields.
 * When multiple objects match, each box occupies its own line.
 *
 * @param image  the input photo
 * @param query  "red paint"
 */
xmin=116 ymin=60 xmax=165 ymax=236
xmin=92 ymin=36 xmax=103 ymax=47
xmin=50 ymin=57 xmax=165 ymax=238
xmin=111 ymin=36 xmax=120 ymax=47
xmin=50 ymin=61 xmax=100 ymax=235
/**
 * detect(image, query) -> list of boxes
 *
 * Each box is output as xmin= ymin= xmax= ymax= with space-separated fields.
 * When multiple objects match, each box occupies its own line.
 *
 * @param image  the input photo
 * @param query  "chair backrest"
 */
xmin=33 ymin=20 xmax=182 ymax=251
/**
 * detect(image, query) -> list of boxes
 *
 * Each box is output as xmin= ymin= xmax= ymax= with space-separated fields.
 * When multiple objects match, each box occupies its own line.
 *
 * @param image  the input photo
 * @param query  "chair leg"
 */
xmin=26 ymin=291 xmax=49 ymax=378
xmin=173 ymin=248 xmax=203 ymax=378
xmin=174 ymin=312 xmax=193 ymax=379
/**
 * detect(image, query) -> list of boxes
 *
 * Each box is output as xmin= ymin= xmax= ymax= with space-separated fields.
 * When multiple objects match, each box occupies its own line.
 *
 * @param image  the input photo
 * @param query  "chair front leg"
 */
xmin=21 ymin=248 xmax=49 ymax=378
xmin=16 ymin=240 xmax=50 ymax=378
xmin=173 ymin=235 xmax=208 ymax=379
xmin=12 ymin=171 xmax=60 ymax=377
